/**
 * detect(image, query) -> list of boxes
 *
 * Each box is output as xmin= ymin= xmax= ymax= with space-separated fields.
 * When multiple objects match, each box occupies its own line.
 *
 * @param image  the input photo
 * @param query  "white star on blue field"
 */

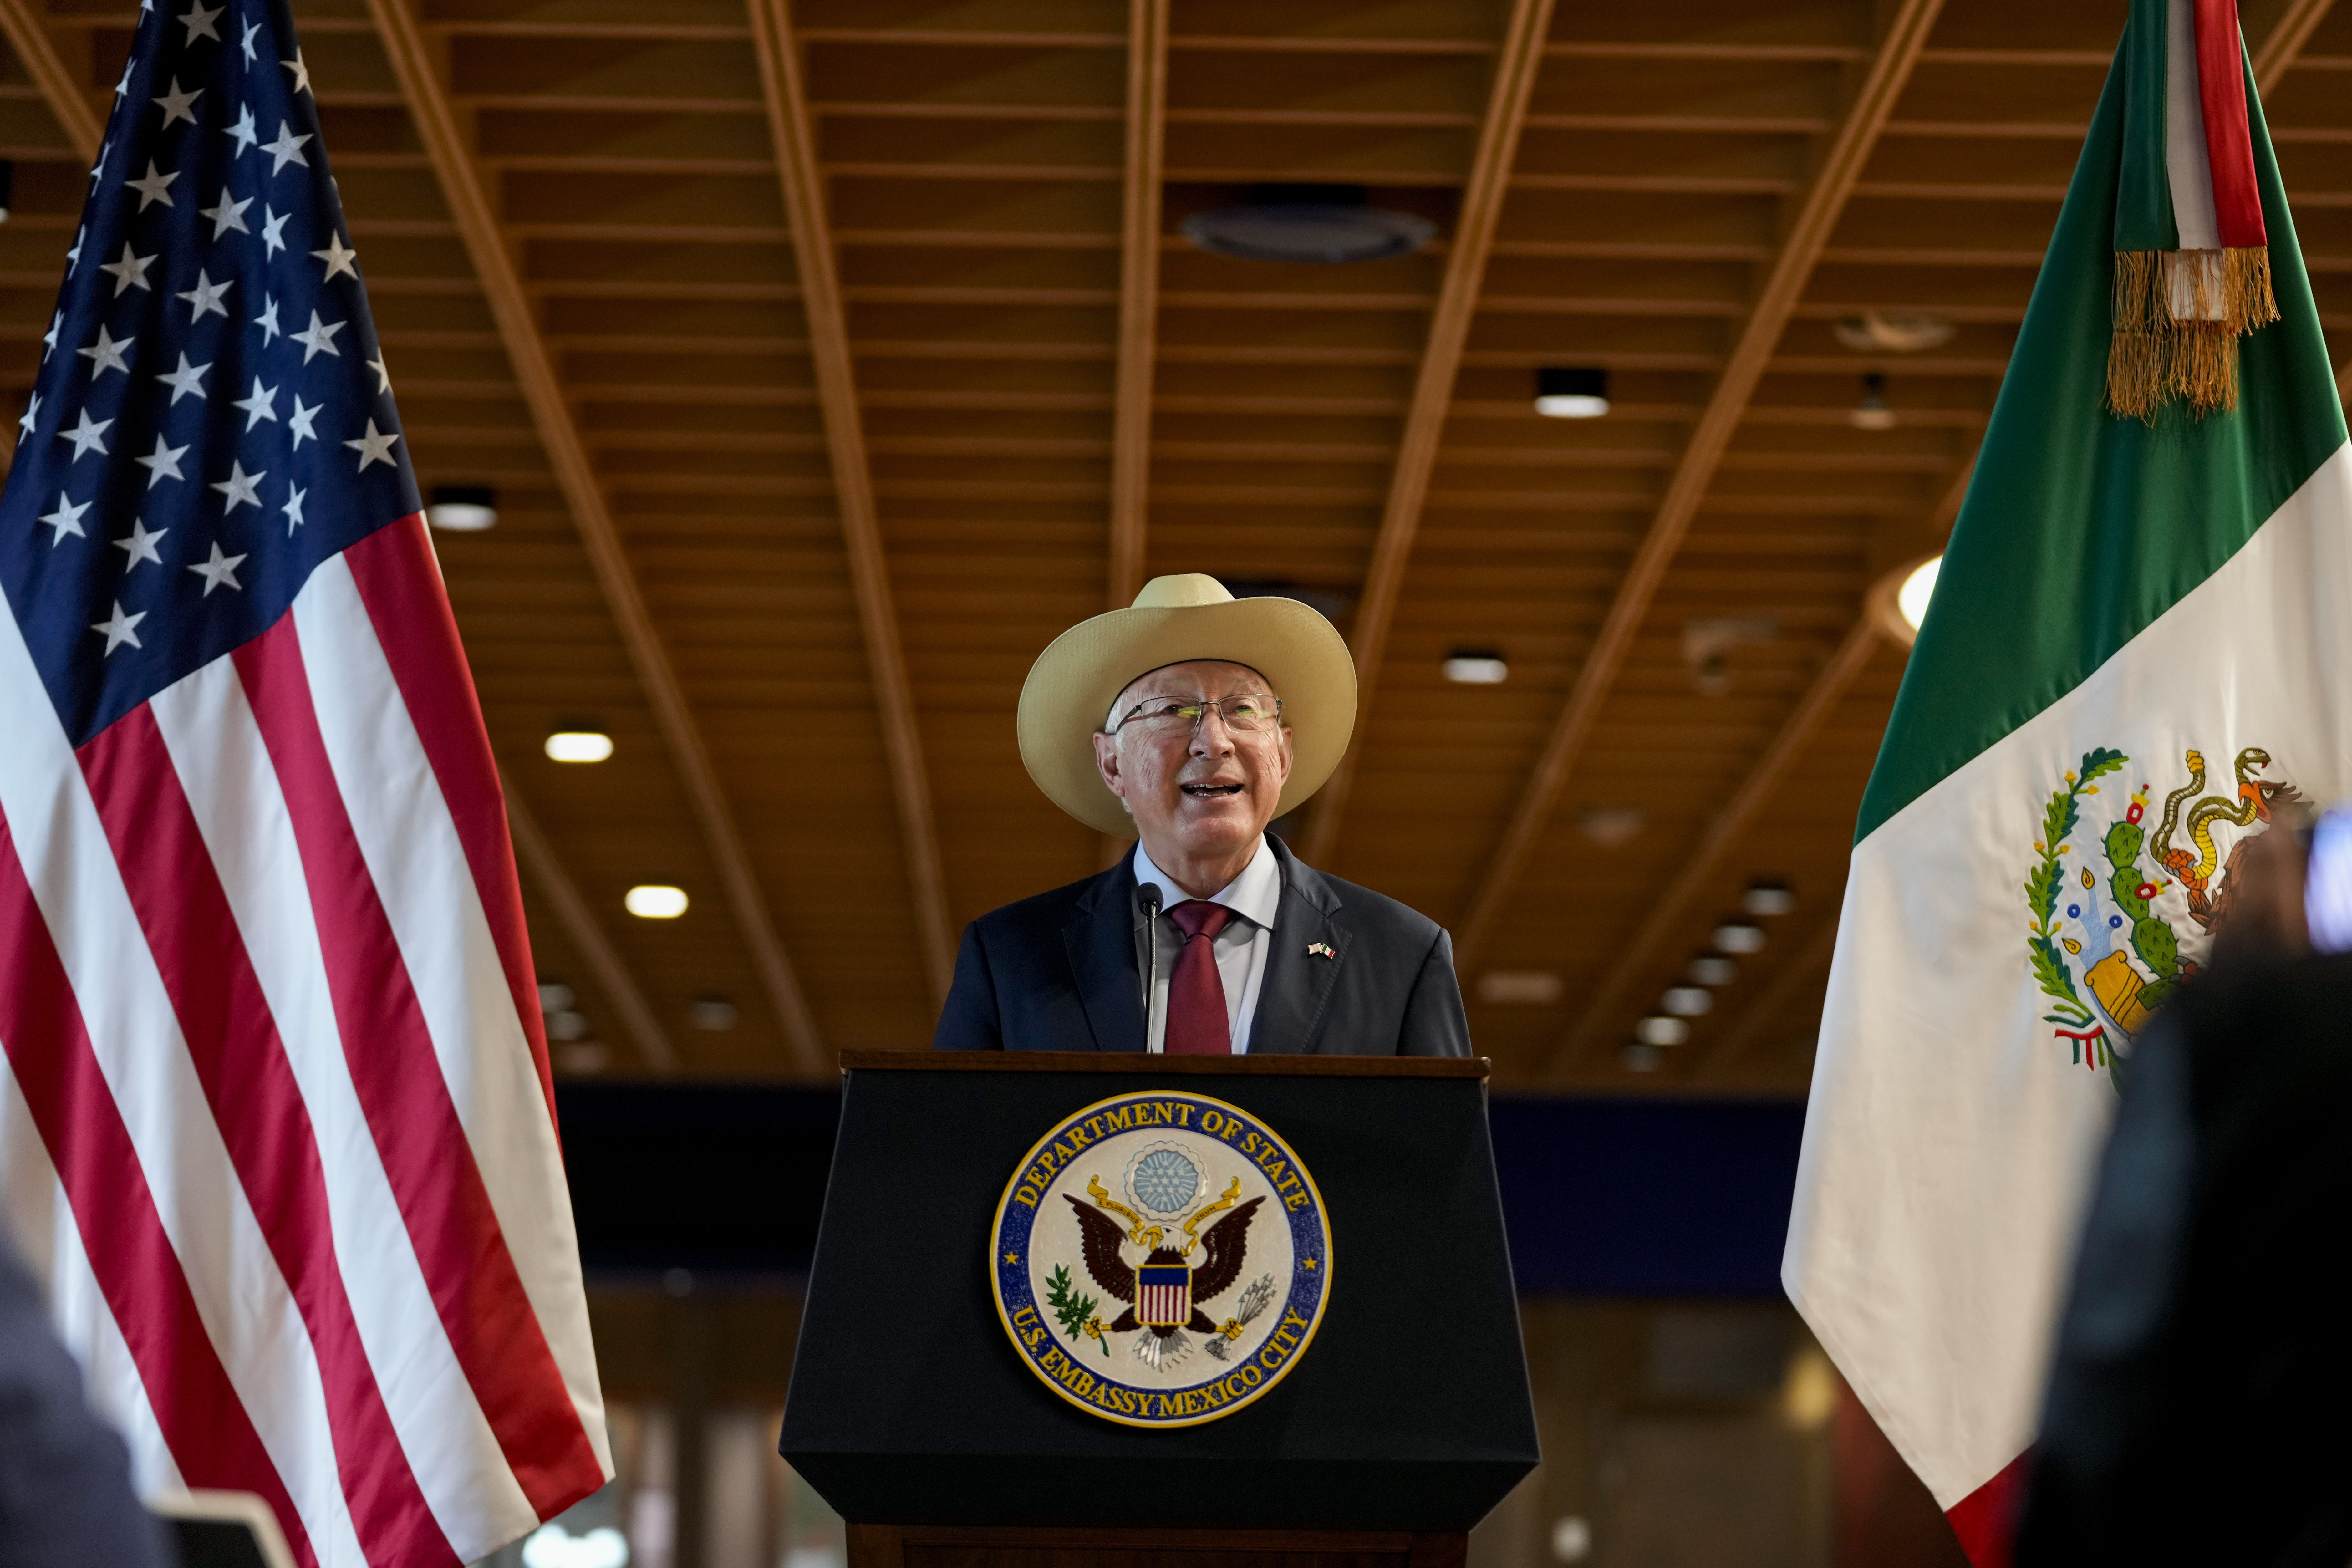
xmin=0 ymin=0 xmax=420 ymax=746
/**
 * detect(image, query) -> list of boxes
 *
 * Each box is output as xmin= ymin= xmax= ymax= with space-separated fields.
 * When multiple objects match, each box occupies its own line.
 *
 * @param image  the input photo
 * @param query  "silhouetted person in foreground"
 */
xmin=2019 ymin=821 xmax=2352 ymax=1567
xmin=0 ymin=1237 xmax=167 ymax=1568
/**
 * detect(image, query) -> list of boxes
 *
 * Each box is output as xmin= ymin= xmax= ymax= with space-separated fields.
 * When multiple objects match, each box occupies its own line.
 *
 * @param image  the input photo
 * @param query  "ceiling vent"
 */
xmin=1181 ymin=184 xmax=1435 ymax=265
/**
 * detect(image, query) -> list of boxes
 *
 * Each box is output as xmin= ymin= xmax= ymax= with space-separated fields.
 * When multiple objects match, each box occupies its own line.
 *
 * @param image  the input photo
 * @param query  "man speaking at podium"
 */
xmin=934 ymin=574 xmax=1470 ymax=1056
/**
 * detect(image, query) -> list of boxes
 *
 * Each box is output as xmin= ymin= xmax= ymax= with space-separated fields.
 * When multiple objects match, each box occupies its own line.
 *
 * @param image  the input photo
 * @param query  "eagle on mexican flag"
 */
xmin=1785 ymin=0 xmax=2350 ymax=1562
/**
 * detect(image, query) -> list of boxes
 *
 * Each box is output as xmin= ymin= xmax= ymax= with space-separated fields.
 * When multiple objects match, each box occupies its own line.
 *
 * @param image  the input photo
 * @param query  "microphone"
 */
xmin=1134 ymin=883 xmax=1163 ymax=1051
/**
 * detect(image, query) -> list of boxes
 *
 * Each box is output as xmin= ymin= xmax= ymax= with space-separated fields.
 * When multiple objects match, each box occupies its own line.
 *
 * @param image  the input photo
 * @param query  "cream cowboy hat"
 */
xmin=1017 ymin=574 xmax=1358 ymax=837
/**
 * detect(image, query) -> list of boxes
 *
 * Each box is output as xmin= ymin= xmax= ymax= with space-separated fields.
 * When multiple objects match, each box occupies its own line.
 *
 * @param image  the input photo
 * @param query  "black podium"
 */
xmin=780 ymin=1052 xmax=1539 ymax=1568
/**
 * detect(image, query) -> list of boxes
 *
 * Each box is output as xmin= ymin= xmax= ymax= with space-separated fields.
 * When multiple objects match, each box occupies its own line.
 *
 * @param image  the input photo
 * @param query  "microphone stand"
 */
xmin=1135 ymin=882 xmax=1163 ymax=1052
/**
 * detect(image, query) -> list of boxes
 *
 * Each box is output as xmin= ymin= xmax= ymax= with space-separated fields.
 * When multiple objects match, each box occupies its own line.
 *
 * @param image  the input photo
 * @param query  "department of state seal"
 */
xmin=990 ymin=1091 xmax=1331 ymax=1427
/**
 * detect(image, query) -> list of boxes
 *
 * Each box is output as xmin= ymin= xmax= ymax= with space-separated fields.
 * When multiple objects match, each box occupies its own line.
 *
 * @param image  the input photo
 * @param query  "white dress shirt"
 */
xmin=1133 ymin=837 xmax=1281 ymax=1054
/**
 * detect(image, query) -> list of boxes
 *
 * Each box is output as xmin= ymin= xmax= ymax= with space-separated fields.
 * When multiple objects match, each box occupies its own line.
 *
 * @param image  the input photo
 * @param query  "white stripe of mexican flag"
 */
xmin=1783 ymin=2 xmax=2351 ymax=1563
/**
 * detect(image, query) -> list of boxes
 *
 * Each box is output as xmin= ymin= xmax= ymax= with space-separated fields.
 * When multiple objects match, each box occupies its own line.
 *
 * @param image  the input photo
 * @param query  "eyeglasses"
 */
xmin=1106 ymin=693 xmax=1284 ymax=737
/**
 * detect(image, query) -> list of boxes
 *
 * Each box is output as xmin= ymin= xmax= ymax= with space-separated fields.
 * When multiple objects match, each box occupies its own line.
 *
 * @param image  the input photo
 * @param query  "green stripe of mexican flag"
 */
xmin=1786 ymin=0 xmax=2350 ymax=1561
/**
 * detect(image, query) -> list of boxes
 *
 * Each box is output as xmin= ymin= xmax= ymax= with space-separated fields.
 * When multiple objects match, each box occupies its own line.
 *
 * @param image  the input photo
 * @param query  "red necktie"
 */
xmin=1164 ymin=900 xmax=1235 ymax=1055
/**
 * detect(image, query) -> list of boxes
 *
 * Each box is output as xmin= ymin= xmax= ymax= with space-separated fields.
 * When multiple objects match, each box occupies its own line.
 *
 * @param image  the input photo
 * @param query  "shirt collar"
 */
xmin=1132 ymin=836 xmax=1282 ymax=930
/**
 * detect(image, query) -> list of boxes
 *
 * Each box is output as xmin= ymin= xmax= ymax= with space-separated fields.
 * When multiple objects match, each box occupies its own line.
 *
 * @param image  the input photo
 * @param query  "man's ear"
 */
xmin=1092 ymin=731 xmax=1125 ymax=798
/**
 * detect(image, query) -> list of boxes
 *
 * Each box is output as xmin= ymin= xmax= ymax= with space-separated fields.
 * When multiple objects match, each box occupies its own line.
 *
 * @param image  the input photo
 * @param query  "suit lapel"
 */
xmin=1249 ymin=838 xmax=1347 ymax=1055
xmin=1064 ymin=860 xmax=1145 ymax=1053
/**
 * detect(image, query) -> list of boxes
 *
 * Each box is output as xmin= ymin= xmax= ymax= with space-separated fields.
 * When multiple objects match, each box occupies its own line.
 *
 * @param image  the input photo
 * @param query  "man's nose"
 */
xmin=1191 ymin=707 xmax=1236 ymax=754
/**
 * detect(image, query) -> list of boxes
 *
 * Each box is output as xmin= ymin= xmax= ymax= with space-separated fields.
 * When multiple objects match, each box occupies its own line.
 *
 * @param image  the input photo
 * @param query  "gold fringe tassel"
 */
xmin=2107 ymin=249 xmax=2168 ymax=420
xmin=2105 ymin=247 xmax=2278 ymax=421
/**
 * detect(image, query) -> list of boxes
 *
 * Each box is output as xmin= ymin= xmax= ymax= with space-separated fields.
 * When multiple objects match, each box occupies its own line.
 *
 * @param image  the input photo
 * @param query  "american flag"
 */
xmin=0 ymin=0 xmax=612 ymax=1562
xmin=1138 ymin=1264 xmax=1190 ymax=1328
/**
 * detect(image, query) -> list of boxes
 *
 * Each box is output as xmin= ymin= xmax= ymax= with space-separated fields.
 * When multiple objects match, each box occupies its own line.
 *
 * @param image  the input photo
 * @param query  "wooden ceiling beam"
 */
xmin=1545 ymin=41 xmax=1865 ymax=61
xmin=1917 ymin=47 xmax=2105 ymax=65
xmin=748 ymin=0 xmax=958 ymax=1008
xmin=818 ymin=102 xmax=1123 ymax=122
xmin=1100 ymin=32 xmax=1168 ymax=882
xmin=1298 ymin=0 xmax=1558 ymax=868
xmin=1545 ymin=618 xmax=1882 ymax=1072
xmin=425 ymin=19 xmax=752 ymax=41
xmin=2255 ymin=0 xmax=2338 ymax=90
xmin=799 ymin=26 xmax=1123 ymax=47
xmin=0 ymin=0 xmax=100 ymax=162
xmin=501 ymin=776 xmax=676 ymax=1073
xmin=1449 ymin=0 xmax=1948 ymax=974
xmin=367 ymin=0 xmax=828 ymax=1073
xmin=438 ymin=95 xmax=761 ymax=114
xmin=1882 ymin=120 xmax=2088 ymax=138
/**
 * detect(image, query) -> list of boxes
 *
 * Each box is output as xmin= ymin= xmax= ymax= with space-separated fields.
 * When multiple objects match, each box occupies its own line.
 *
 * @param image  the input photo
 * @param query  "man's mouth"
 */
xmin=1181 ymin=783 xmax=1245 ymax=798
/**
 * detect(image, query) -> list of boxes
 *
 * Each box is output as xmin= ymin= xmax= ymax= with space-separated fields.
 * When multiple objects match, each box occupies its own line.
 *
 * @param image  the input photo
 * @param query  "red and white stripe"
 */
xmin=0 ymin=516 xmax=612 ymax=1565
xmin=2165 ymin=0 xmax=2265 ymax=312
xmin=1140 ymin=1280 xmax=1187 ymax=1326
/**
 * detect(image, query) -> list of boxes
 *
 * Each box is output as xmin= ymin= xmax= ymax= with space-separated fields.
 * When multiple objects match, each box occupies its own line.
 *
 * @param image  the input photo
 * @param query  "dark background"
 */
xmin=556 ymin=1082 xmax=1806 ymax=1294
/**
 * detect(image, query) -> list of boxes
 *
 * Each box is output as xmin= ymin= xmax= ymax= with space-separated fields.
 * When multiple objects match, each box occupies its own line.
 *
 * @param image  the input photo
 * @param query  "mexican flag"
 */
xmin=1784 ymin=0 xmax=2351 ymax=1561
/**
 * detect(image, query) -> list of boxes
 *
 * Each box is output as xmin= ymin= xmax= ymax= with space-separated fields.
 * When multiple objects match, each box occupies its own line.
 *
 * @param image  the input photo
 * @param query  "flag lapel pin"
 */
xmin=1306 ymin=942 xmax=1336 ymax=959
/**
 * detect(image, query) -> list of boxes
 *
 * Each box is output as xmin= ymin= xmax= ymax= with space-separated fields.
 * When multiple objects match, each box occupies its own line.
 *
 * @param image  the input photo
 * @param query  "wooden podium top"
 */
xmin=836 ymin=1049 xmax=1488 ymax=1080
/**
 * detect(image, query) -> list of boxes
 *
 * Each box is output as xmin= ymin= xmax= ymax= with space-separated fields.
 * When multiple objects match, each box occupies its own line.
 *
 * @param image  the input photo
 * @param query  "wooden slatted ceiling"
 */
xmin=0 ymin=0 xmax=2345 ymax=1092
xmin=1436 ymin=0 xmax=1949 ymax=978
xmin=370 ymin=0 xmax=828 ymax=1075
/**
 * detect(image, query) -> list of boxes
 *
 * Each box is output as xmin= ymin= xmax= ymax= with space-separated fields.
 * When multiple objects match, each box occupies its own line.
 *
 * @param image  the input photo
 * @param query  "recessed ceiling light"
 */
xmin=546 ymin=1009 xmax=589 ymax=1042
xmin=523 ymin=1524 xmax=630 ymax=1568
xmin=425 ymin=483 xmax=497 ymax=532
xmin=1443 ymin=651 xmax=1508 ymax=684
xmin=1713 ymin=921 xmax=1767 ymax=954
xmin=1742 ymin=882 xmax=1796 ymax=918
xmin=1621 ymin=1042 xmax=1665 ymax=1071
xmin=544 ymin=730 xmax=614 ymax=763
xmin=1535 ymin=366 xmax=1610 ymax=418
xmin=689 ymin=996 xmax=739 ymax=1031
xmin=1477 ymin=970 xmax=1563 ymax=1005
xmin=625 ymin=884 xmax=688 ymax=919
xmin=1579 ymin=806 xmax=1646 ymax=848
xmin=536 ymin=981 xmax=574 ymax=1012
xmin=1661 ymin=985 xmax=1714 ymax=1017
xmin=553 ymin=1042 xmax=610 ymax=1076
xmin=1634 ymin=1016 xmax=1688 ymax=1046
xmin=1688 ymin=955 xmax=1739 ymax=987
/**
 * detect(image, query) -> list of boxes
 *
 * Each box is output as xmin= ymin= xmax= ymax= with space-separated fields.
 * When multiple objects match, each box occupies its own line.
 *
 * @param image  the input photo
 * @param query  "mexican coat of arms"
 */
xmin=2024 ymin=743 xmax=2300 ymax=1071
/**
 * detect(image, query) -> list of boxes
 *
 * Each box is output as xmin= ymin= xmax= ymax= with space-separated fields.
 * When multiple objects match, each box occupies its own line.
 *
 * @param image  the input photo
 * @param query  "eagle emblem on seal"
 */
xmin=1063 ymin=1177 xmax=1266 ymax=1370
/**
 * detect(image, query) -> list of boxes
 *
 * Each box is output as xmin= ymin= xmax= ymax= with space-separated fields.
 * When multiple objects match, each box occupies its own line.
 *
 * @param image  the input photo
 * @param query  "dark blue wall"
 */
xmin=1487 ymin=1096 xmax=1805 ymax=1296
xmin=556 ymin=1084 xmax=1805 ymax=1296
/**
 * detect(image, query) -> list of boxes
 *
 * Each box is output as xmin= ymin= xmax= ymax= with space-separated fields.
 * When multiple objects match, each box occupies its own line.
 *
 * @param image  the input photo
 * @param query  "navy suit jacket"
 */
xmin=0 ymin=1237 xmax=168 ymax=1568
xmin=932 ymin=836 xmax=1471 ymax=1056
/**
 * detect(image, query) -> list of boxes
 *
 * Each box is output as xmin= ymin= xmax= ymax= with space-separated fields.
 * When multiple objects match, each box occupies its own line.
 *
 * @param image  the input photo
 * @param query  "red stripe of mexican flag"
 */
xmin=1786 ymin=2 xmax=2350 ymax=1564
xmin=2193 ymin=0 xmax=2263 ymax=247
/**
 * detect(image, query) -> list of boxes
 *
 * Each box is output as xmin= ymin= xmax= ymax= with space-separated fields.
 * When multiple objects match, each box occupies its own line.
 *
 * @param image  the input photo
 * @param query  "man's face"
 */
xmin=1091 ymin=659 xmax=1294 ymax=865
